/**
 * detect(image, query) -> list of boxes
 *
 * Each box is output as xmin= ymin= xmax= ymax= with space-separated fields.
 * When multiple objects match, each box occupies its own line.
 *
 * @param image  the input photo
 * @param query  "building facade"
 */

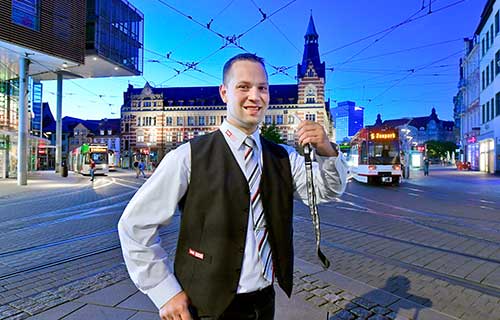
xmin=456 ymin=37 xmax=481 ymax=170
xmin=0 ymin=0 xmax=86 ymax=180
xmin=0 ymin=0 xmax=143 ymax=181
xmin=373 ymin=108 xmax=455 ymax=147
xmin=121 ymin=15 xmax=332 ymax=167
xmin=476 ymin=0 xmax=500 ymax=174
xmin=333 ymin=101 xmax=364 ymax=143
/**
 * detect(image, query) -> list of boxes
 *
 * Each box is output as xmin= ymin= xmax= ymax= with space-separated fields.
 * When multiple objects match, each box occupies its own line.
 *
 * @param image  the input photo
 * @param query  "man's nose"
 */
xmin=247 ymin=86 xmax=260 ymax=101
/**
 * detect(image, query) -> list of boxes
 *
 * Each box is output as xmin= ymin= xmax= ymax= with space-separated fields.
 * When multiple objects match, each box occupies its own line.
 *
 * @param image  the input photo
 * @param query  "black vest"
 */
xmin=174 ymin=130 xmax=294 ymax=318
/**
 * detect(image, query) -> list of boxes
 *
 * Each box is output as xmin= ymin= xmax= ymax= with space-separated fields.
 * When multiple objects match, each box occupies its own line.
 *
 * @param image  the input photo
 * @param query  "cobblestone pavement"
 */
xmin=0 ymin=168 xmax=499 ymax=319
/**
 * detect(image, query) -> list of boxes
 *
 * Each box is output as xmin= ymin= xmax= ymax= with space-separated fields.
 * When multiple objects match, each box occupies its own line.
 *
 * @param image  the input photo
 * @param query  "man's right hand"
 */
xmin=159 ymin=291 xmax=193 ymax=320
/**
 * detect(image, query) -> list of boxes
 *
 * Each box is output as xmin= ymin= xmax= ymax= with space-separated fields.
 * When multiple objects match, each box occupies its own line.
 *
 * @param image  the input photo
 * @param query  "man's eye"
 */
xmin=238 ymin=85 xmax=249 ymax=90
xmin=259 ymin=86 xmax=268 ymax=92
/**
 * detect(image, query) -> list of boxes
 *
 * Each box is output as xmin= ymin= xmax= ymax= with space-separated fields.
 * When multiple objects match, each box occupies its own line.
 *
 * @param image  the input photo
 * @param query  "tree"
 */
xmin=260 ymin=122 xmax=283 ymax=144
xmin=425 ymin=140 xmax=457 ymax=159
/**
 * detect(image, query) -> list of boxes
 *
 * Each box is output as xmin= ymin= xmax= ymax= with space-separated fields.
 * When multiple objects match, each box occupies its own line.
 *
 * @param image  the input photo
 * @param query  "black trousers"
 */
xmin=193 ymin=286 xmax=275 ymax=320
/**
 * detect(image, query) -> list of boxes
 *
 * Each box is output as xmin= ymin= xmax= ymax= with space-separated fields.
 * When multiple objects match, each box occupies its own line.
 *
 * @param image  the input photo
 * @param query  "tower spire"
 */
xmin=297 ymin=13 xmax=325 ymax=79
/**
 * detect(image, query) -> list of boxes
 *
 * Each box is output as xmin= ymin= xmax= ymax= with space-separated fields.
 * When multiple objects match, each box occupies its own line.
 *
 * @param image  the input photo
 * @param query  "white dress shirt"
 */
xmin=118 ymin=121 xmax=348 ymax=309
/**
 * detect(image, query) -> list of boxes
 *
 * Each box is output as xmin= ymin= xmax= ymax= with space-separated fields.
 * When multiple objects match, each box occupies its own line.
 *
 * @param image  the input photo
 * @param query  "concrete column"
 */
xmin=55 ymin=73 xmax=63 ymax=173
xmin=17 ymin=57 xmax=30 ymax=186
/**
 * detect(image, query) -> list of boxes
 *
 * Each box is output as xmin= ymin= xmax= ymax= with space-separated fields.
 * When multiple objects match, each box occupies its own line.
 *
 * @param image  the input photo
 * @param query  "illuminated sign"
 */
xmin=90 ymin=146 xmax=107 ymax=153
xmin=369 ymin=132 xmax=396 ymax=140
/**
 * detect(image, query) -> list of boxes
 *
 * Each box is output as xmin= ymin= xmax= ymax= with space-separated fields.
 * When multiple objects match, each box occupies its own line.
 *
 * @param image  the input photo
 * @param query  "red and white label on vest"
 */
xmin=224 ymin=129 xmax=237 ymax=142
xmin=188 ymin=248 xmax=204 ymax=260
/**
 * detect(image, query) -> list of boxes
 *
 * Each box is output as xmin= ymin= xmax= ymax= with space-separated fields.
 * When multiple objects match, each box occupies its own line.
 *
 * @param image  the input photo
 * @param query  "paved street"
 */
xmin=0 ymin=166 xmax=499 ymax=319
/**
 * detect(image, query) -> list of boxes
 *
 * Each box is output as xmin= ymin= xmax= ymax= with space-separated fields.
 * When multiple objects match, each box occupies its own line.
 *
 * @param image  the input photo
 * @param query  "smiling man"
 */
xmin=118 ymin=53 xmax=348 ymax=320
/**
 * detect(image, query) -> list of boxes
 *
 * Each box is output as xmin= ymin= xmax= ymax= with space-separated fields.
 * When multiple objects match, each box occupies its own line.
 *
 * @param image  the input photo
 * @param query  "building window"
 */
xmin=496 ymin=92 xmax=500 ymax=116
xmin=490 ymin=25 xmax=494 ymax=45
xmin=496 ymin=50 xmax=500 ymax=76
xmin=276 ymin=115 xmax=283 ymax=125
xmin=11 ymin=0 xmax=40 ymax=31
xmin=491 ymin=61 xmax=494 ymax=83
xmin=265 ymin=115 xmax=272 ymax=124
xmin=482 ymin=38 xmax=485 ymax=56
xmin=305 ymin=113 xmax=316 ymax=121
xmin=486 ymin=31 xmax=490 ymax=50
xmin=137 ymin=117 xmax=141 ymax=126
xmin=208 ymin=116 xmax=216 ymax=125
xmin=220 ymin=115 xmax=226 ymax=124
xmin=287 ymin=115 xmax=295 ymax=124
xmin=177 ymin=132 xmax=183 ymax=142
xmin=137 ymin=134 xmax=144 ymax=142
xmin=187 ymin=116 xmax=195 ymax=126
xmin=482 ymin=104 xmax=485 ymax=123
xmin=287 ymin=131 xmax=294 ymax=142
xmin=166 ymin=116 xmax=173 ymax=126
xmin=486 ymin=101 xmax=490 ymax=122
xmin=495 ymin=11 xmax=499 ymax=35
xmin=199 ymin=116 xmax=205 ymax=126
xmin=177 ymin=117 xmax=184 ymax=126
xmin=108 ymin=129 xmax=112 ymax=135
xmin=491 ymin=98 xmax=495 ymax=119
xmin=486 ymin=65 xmax=490 ymax=86
xmin=482 ymin=70 xmax=485 ymax=90
xmin=100 ymin=130 xmax=105 ymax=135
xmin=166 ymin=132 xmax=172 ymax=142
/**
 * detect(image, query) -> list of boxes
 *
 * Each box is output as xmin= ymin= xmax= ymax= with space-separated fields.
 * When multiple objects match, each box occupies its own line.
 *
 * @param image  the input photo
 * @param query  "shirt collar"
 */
xmin=220 ymin=120 xmax=261 ymax=151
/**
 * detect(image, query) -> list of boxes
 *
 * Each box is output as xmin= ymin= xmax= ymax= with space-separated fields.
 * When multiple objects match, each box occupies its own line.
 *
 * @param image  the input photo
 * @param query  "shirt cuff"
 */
xmin=146 ymin=273 xmax=183 ymax=310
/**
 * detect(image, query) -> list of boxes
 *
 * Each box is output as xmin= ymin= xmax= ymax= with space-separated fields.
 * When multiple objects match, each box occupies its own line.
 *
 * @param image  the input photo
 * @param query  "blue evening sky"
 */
xmin=42 ymin=0 xmax=485 ymax=125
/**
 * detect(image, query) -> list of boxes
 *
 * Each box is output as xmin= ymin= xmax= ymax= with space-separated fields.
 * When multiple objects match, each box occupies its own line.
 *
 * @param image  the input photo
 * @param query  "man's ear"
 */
xmin=219 ymin=84 xmax=227 ymax=103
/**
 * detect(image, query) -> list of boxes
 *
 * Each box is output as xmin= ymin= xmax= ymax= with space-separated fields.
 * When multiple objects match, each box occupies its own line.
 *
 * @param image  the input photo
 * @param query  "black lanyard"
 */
xmin=303 ymin=145 xmax=330 ymax=269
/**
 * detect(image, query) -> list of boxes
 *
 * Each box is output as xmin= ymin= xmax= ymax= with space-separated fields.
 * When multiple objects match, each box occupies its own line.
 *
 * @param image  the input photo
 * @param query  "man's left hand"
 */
xmin=297 ymin=120 xmax=338 ymax=157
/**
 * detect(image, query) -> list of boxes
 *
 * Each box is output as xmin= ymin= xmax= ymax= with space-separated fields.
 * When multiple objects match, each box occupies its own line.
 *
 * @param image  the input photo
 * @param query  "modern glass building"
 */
xmin=333 ymin=101 xmax=364 ymax=143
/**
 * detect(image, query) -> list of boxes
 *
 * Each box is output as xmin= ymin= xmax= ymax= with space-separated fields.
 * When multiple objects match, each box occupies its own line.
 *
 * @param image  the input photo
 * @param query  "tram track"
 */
xmin=293 ymin=217 xmax=500 ymax=298
xmin=0 ymin=228 xmax=178 ymax=281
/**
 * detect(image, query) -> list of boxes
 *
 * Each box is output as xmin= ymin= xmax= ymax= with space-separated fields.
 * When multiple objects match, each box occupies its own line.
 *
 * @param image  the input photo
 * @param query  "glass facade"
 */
xmin=86 ymin=0 xmax=144 ymax=75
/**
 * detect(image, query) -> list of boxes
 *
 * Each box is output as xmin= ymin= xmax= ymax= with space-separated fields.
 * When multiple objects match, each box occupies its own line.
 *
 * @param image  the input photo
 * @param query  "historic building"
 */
xmin=372 ymin=108 xmax=456 ymax=146
xmin=120 ymin=15 xmax=332 ymax=167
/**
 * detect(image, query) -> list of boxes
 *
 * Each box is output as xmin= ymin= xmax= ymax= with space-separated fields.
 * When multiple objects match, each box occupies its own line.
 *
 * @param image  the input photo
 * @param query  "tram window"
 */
xmin=91 ymin=153 xmax=107 ymax=164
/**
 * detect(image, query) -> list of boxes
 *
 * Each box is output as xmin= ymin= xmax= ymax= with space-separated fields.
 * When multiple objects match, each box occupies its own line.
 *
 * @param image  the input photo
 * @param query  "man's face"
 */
xmin=219 ymin=60 xmax=269 ymax=135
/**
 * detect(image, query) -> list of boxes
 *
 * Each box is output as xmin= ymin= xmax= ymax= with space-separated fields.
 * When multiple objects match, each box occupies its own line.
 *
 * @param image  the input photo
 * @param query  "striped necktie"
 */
xmin=243 ymin=136 xmax=273 ymax=282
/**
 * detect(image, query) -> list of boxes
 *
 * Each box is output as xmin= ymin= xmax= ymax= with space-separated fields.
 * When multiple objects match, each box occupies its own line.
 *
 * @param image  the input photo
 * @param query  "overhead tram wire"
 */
xmin=337 ymin=1 xmax=431 ymax=67
xmin=249 ymin=0 xmax=301 ymax=54
xmin=367 ymin=49 xmax=463 ymax=103
xmin=165 ymin=0 xmax=237 ymax=58
xmin=320 ymin=0 xmax=466 ymax=59
xmin=153 ymin=0 xmax=297 ymax=81
xmin=344 ymin=38 xmax=463 ymax=64
xmin=277 ymin=0 xmax=466 ymax=73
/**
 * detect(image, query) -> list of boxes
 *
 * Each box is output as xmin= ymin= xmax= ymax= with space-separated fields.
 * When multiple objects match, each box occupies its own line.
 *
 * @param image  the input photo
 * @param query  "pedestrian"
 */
xmin=133 ymin=160 xmax=139 ymax=178
xmin=138 ymin=160 xmax=146 ymax=178
xmin=89 ymin=159 xmax=96 ymax=182
xmin=118 ymin=53 xmax=348 ymax=320
xmin=423 ymin=157 xmax=430 ymax=176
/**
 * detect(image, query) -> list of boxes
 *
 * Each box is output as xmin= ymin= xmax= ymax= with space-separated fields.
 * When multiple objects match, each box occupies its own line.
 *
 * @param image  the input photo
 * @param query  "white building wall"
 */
xmin=478 ymin=0 xmax=500 ymax=174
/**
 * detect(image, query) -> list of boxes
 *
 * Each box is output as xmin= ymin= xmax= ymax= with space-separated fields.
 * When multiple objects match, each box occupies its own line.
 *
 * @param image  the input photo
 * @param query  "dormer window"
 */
xmin=100 ymin=130 xmax=104 ymax=135
xmin=108 ymin=129 xmax=112 ymax=135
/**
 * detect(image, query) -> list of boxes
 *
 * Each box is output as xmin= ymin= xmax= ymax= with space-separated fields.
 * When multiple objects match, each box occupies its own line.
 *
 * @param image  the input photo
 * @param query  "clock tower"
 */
xmin=297 ymin=14 xmax=332 ymax=138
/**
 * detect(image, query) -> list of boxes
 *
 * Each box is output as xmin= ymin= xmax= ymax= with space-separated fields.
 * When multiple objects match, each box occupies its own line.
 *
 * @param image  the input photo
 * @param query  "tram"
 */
xmin=68 ymin=144 xmax=109 ymax=175
xmin=350 ymin=126 xmax=402 ymax=185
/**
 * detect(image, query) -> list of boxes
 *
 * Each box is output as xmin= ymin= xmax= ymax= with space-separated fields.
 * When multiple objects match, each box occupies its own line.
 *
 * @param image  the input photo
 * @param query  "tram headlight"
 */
xmin=392 ymin=164 xmax=401 ymax=171
xmin=368 ymin=165 xmax=377 ymax=171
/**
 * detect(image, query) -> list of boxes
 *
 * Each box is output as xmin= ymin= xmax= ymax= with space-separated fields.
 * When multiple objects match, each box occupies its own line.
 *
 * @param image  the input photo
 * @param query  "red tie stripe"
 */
xmin=243 ymin=136 xmax=273 ymax=282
